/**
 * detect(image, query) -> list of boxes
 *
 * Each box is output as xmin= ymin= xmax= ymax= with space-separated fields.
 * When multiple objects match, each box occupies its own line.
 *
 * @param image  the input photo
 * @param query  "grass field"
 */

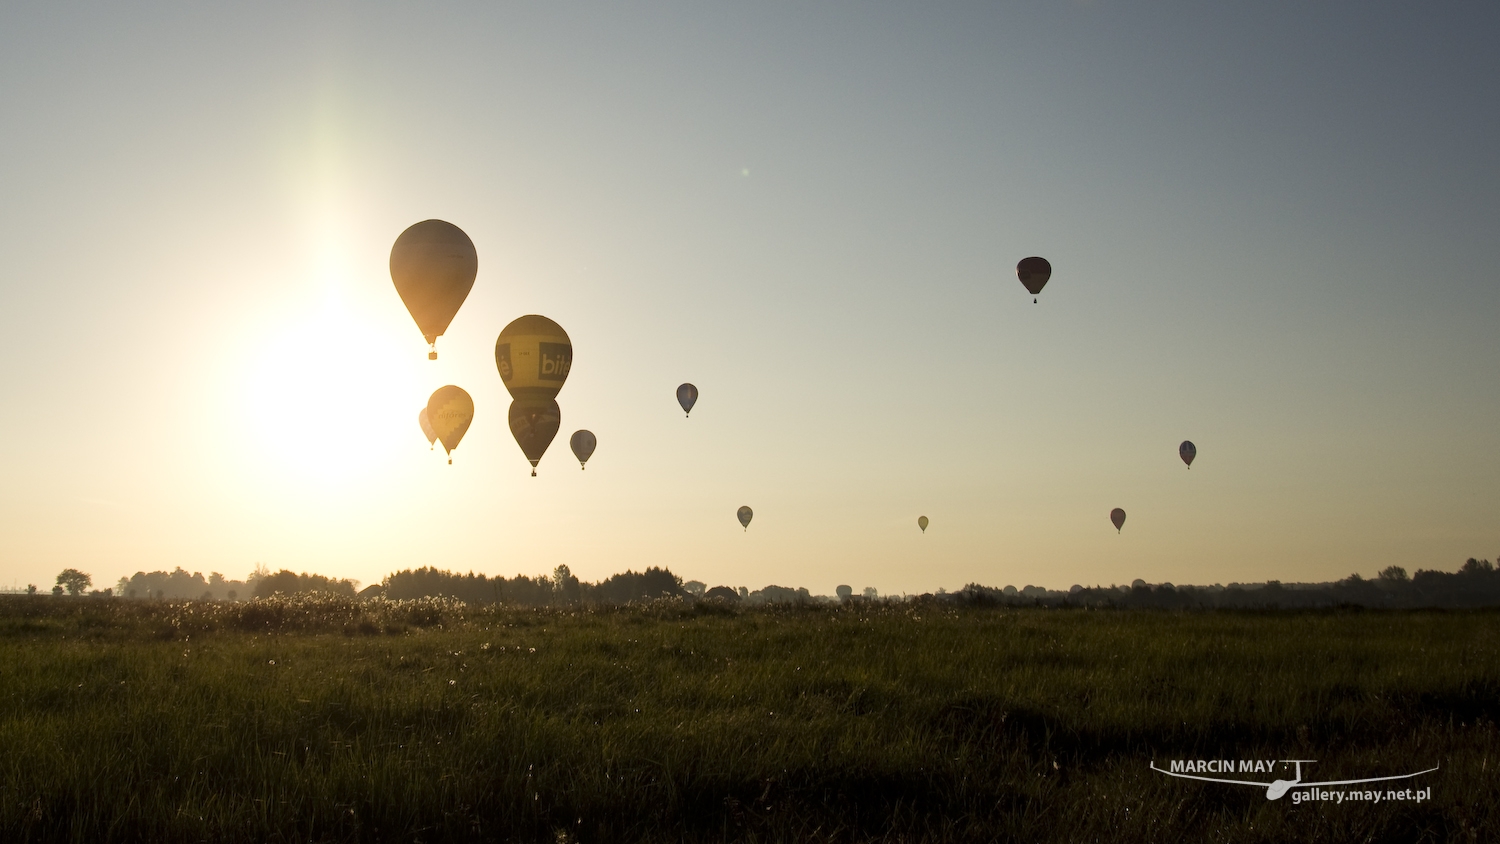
xmin=0 ymin=595 xmax=1494 ymax=842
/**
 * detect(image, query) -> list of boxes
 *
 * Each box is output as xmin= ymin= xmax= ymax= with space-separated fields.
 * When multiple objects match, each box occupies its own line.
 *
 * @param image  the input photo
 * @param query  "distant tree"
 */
xmin=252 ymin=570 xmax=356 ymax=599
xmin=591 ymin=567 xmax=683 ymax=604
xmin=1379 ymin=566 xmax=1409 ymax=582
xmin=704 ymin=586 xmax=740 ymax=602
xmin=862 ymin=587 xmax=878 ymax=599
xmin=683 ymin=580 xmax=706 ymax=597
xmin=227 ymin=590 xmax=237 ymax=601
xmin=56 ymin=569 xmax=91 ymax=596
xmin=25 ymin=585 xmax=36 ymax=596
xmin=1461 ymin=558 xmax=1495 ymax=575
xmin=553 ymin=565 xmax=582 ymax=604
xmin=52 ymin=585 xmax=63 ymax=597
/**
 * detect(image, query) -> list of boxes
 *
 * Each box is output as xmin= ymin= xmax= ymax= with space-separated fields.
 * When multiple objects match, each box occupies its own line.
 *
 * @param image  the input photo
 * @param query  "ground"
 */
xmin=0 ymin=596 xmax=1493 ymax=842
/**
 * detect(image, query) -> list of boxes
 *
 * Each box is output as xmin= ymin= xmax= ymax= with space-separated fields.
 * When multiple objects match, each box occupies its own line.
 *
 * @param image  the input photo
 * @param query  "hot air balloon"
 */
xmin=917 ymin=515 xmax=929 ymax=533
xmin=1110 ymin=508 xmax=1126 ymax=533
xmin=1016 ymin=256 xmax=1051 ymax=303
xmin=426 ymin=385 xmax=474 ymax=464
xmin=496 ymin=315 xmax=571 ymax=401
xmin=390 ymin=220 xmax=477 ymax=359
xmin=677 ymin=383 xmax=698 ymax=417
xmin=1179 ymin=440 xmax=1196 ymax=469
xmin=508 ymin=399 xmax=561 ymax=476
xmin=418 ymin=408 xmax=437 ymax=450
xmin=737 ymin=505 xmax=753 ymax=531
xmin=570 ymin=429 xmax=596 ymax=470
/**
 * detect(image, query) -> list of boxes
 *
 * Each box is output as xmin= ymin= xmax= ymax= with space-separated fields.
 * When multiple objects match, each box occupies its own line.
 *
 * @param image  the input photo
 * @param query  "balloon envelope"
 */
xmin=917 ymin=515 xmax=929 ymax=533
xmin=418 ymin=408 xmax=437 ymax=447
xmin=508 ymin=398 xmax=561 ymax=475
xmin=1016 ymin=256 xmax=1052 ymax=296
xmin=496 ymin=315 xmax=571 ymax=402
xmin=677 ymin=383 xmax=698 ymax=416
xmin=570 ymin=429 xmax=596 ymax=469
xmin=1110 ymin=508 xmax=1126 ymax=533
xmin=1179 ymin=440 xmax=1197 ymax=468
xmin=737 ymin=505 xmax=753 ymax=530
xmin=390 ymin=220 xmax=477 ymax=358
xmin=425 ymin=385 xmax=474 ymax=463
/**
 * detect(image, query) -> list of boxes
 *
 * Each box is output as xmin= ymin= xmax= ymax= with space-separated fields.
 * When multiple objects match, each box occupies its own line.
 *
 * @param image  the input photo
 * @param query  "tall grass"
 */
xmin=0 ymin=596 xmax=1494 ymax=842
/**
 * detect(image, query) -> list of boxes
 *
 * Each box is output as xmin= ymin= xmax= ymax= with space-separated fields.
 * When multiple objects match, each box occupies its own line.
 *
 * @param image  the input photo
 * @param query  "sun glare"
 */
xmin=242 ymin=296 xmax=418 ymax=488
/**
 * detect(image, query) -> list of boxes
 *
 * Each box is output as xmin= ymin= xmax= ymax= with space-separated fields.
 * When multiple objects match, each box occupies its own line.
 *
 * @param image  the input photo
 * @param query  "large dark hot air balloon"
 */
xmin=425 ymin=385 xmax=474 ymax=464
xmin=390 ymin=220 xmax=477 ymax=359
xmin=508 ymin=399 xmax=561 ymax=476
xmin=737 ymin=505 xmax=753 ymax=531
xmin=1179 ymin=440 xmax=1197 ymax=469
xmin=570 ymin=429 xmax=596 ymax=470
xmin=917 ymin=516 xmax=929 ymax=533
xmin=1110 ymin=508 xmax=1126 ymax=533
xmin=418 ymin=408 xmax=437 ymax=450
xmin=1016 ymin=256 xmax=1051 ymax=303
xmin=677 ymin=383 xmax=698 ymax=417
xmin=496 ymin=315 xmax=571 ymax=401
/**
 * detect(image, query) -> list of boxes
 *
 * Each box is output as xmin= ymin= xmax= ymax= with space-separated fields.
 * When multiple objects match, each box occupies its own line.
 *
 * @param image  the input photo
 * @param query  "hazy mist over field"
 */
xmin=0 ymin=3 xmax=1497 ymax=595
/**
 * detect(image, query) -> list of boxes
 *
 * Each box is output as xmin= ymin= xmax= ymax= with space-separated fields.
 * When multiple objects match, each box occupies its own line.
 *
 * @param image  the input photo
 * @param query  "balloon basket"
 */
xmin=428 ymin=351 xmax=437 ymax=360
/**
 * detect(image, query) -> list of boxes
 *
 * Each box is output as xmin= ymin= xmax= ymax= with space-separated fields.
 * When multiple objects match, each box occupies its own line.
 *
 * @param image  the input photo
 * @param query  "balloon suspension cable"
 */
xmin=428 ymin=341 xmax=438 ymax=361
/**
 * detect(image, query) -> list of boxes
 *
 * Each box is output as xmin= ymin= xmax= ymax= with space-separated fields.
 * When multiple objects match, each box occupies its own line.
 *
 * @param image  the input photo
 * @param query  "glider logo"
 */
xmin=1151 ymin=759 xmax=1437 ymax=802
xmin=539 ymin=343 xmax=571 ymax=381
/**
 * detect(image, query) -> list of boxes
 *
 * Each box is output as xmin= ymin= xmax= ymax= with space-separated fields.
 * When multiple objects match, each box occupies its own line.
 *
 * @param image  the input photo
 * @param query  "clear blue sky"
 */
xmin=1 ymin=2 xmax=1496 ymax=595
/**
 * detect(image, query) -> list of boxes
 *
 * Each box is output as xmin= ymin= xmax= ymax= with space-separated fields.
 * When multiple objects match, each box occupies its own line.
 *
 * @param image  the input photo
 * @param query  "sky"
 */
xmin=0 ymin=2 xmax=1497 ymax=596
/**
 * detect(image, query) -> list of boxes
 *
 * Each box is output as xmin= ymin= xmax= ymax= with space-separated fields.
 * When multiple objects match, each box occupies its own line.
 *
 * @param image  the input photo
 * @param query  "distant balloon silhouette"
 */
xmin=570 ymin=429 xmax=596 ymax=470
xmin=425 ymin=386 xmax=474 ymax=464
xmin=677 ymin=383 xmax=698 ymax=417
xmin=509 ymin=399 xmax=561 ymax=476
xmin=1179 ymin=440 xmax=1197 ymax=469
xmin=1016 ymin=256 xmax=1052 ymax=303
xmin=917 ymin=515 xmax=929 ymax=533
xmin=418 ymin=408 xmax=437 ymax=450
xmin=390 ymin=220 xmax=477 ymax=359
xmin=496 ymin=315 xmax=572 ymax=401
xmin=1110 ymin=508 xmax=1126 ymax=533
xmin=737 ymin=505 xmax=753 ymax=531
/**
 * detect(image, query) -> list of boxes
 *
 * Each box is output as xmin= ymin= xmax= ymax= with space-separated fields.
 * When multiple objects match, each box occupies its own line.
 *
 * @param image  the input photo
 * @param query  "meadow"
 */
xmin=0 ymin=595 xmax=1494 ymax=843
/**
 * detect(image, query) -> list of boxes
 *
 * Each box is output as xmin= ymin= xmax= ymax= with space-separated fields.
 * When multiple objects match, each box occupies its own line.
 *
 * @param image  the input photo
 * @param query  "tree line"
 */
xmin=32 ymin=556 xmax=1500 ymax=609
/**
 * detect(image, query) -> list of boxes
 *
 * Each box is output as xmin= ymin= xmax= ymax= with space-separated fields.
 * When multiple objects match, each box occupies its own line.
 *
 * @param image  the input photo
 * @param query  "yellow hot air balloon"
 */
xmin=390 ymin=220 xmax=477 ymax=360
xmin=426 ymin=385 xmax=474 ymax=464
xmin=508 ymin=398 xmax=561 ymax=476
xmin=495 ymin=315 xmax=571 ymax=401
xmin=917 ymin=515 xmax=929 ymax=533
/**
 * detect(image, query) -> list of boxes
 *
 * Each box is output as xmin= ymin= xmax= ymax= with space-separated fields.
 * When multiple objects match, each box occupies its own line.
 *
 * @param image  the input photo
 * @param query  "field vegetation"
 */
xmin=0 ymin=595 xmax=1495 ymax=842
